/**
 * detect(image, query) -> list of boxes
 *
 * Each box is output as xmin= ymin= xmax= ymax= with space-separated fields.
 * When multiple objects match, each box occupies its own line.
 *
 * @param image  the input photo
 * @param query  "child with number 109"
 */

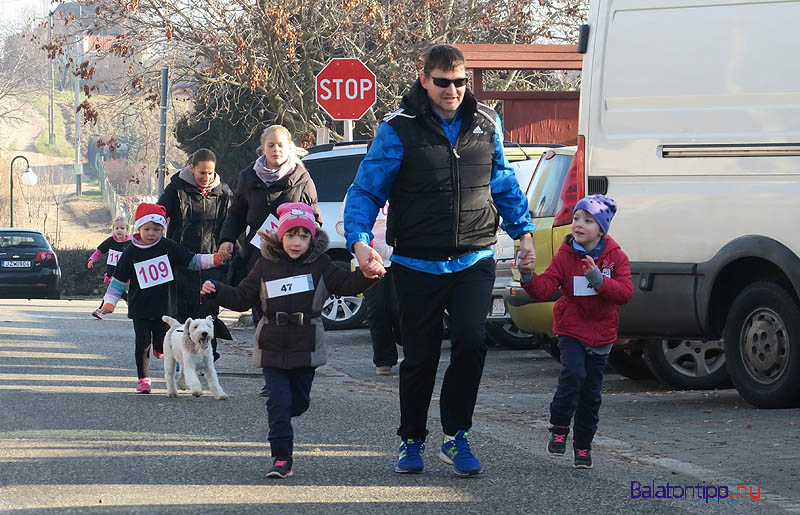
xmin=93 ymin=203 xmax=225 ymax=394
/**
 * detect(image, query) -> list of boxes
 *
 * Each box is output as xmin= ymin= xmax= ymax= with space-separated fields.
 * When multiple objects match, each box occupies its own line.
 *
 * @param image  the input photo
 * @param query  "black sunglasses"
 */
xmin=424 ymin=72 xmax=468 ymax=88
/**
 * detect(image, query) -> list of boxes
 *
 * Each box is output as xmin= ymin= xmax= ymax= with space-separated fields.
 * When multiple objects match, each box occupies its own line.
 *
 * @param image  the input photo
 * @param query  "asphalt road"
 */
xmin=0 ymin=298 xmax=798 ymax=514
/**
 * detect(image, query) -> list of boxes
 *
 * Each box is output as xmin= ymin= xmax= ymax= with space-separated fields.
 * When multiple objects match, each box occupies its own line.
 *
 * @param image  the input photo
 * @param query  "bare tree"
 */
xmin=0 ymin=10 xmax=51 ymax=123
xmin=41 ymin=0 xmax=588 ymax=142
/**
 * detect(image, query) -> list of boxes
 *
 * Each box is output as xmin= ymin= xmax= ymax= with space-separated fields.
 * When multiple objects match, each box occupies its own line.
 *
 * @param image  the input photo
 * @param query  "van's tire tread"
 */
xmin=724 ymin=281 xmax=800 ymax=408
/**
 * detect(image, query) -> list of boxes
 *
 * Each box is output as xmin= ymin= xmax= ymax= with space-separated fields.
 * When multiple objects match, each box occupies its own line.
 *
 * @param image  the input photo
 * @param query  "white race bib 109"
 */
xmin=134 ymin=255 xmax=174 ymax=289
xmin=573 ymin=276 xmax=598 ymax=296
xmin=250 ymin=214 xmax=280 ymax=248
xmin=107 ymin=249 xmax=122 ymax=266
xmin=265 ymin=274 xmax=314 ymax=298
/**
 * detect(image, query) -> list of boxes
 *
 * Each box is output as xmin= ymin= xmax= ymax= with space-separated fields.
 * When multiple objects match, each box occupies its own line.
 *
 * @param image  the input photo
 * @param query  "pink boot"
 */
xmin=136 ymin=377 xmax=151 ymax=394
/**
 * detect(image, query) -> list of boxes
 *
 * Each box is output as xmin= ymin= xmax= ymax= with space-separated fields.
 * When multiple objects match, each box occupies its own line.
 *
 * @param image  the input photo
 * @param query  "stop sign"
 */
xmin=316 ymin=58 xmax=376 ymax=121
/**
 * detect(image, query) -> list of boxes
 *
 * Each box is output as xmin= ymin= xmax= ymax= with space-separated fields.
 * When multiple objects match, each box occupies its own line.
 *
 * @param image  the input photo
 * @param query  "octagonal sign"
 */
xmin=316 ymin=58 xmax=376 ymax=121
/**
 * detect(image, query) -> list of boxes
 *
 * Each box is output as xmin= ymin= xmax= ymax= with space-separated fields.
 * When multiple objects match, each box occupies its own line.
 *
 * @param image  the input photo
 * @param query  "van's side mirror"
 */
xmin=577 ymin=24 xmax=590 ymax=54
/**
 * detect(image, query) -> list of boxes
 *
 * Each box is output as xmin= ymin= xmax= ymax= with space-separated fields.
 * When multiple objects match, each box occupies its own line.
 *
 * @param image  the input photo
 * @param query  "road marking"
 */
xmin=0 ymin=315 xmax=130 ymax=321
xmin=0 ymin=342 xmax=78 ymax=350
xmin=0 ymin=485 xmax=477 ymax=509
xmin=0 ymin=351 xmax=107 ymax=360
xmin=0 ymin=373 xmax=140 ymax=382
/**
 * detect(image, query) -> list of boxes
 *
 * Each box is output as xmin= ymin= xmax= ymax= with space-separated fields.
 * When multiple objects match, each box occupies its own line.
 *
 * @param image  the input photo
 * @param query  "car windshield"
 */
xmin=302 ymin=154 xmax=364 ymax=202
xmin=0 ymin=233 xmax=47 ymax=248
xmin=527 ymin=154 xmax=574 ymax=218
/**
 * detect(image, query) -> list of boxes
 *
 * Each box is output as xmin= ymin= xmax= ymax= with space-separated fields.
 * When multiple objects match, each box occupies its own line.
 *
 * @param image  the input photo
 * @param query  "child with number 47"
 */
xmin=517 ymin=194 xmax=633 ymax=469
xmin=200 ymin=202 xmax=376 ymax=479
xmin=93 ymin=203 xmax=226 ymax=394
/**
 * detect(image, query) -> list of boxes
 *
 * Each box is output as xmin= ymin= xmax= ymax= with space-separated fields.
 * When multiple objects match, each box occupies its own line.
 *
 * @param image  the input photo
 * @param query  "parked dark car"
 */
xmin=0 ymin=228 xmax=61 ymax=299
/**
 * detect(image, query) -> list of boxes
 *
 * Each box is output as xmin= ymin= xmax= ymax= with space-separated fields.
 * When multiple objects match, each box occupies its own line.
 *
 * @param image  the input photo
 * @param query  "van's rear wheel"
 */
xmin=642 ymin=339 xmax=729 ymax=390
xmin=724 ymin=281 xmax=800 ymax=408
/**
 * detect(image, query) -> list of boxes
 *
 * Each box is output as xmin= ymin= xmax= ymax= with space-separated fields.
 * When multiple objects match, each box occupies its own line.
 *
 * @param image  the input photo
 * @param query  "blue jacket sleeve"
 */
xmin=344 ymin=123 xmax=404 ymax=252
xmin=490 ymin=114 xmax=536 ymax=239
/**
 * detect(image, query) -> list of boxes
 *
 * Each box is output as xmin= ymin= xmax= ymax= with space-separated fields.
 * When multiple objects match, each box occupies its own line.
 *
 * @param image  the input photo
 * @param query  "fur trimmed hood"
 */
xmin=257 ymin=228 xmax=330 ymax=264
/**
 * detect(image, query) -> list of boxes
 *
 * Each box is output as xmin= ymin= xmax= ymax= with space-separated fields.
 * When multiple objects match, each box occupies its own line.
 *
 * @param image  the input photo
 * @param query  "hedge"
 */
xmin=55 ymin=247 xmax=109 ymax=297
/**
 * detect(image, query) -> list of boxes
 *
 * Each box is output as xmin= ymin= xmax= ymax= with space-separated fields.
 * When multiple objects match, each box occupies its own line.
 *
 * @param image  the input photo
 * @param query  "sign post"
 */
xmin=315 ymin=58 xmax=376 ymax=141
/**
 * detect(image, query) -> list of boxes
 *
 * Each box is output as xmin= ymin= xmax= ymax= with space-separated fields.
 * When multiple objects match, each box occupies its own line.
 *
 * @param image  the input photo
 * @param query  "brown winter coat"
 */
xmin=211 ymin=229 xmax=375 ymax=369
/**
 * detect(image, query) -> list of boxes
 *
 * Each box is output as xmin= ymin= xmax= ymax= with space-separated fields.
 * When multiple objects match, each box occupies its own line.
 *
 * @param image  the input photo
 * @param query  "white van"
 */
xmin=578 ymin=0 xmax=800 ymax=407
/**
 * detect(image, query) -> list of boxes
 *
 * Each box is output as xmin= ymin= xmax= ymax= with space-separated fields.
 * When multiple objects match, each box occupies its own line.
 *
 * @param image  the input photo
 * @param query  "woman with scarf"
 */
xmin=217 ymin=125 xmax=321 ymax=394
xmin=158 ymin=148 xmax=233 ymax=361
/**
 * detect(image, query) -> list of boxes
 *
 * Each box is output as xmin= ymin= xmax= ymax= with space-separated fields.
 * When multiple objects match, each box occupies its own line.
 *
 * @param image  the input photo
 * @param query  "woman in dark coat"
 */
xmin=158 ymin=148 xmax=233 ymax=360
xmin=218 ymin=125 xmax=322 ymax=278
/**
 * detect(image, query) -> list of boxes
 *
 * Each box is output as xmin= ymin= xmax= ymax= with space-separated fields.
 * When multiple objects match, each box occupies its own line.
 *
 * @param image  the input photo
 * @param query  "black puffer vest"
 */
xmin=384 ymin=81 xmax=499 ymax=260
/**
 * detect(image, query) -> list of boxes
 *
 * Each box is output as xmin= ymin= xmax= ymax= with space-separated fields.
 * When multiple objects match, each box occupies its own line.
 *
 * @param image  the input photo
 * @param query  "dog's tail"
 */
xmin=162 ymin=315 xmax=182 ymax=329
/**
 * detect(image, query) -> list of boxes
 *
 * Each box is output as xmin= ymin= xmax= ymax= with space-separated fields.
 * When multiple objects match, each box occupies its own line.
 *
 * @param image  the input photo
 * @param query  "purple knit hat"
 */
xmin=573 ymin=194 xmax=617 ymax=234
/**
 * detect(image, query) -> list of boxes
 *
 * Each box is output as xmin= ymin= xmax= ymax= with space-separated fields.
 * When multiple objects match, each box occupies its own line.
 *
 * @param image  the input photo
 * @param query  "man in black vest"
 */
xmin=344 ymin=44 xmax=536 ymax=476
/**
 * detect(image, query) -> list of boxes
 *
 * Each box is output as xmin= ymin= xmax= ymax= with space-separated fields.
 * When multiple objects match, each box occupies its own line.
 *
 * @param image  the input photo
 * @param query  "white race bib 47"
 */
xmin=265 ymin=274 xmax=314 ymax=298
xmin=134 ymin=255 xmax=174 ymax=289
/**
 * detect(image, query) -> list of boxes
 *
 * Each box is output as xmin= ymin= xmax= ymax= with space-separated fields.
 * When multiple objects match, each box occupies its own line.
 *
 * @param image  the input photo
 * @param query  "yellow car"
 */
xmin=485 ymin=143 xmax=562 ymax=349
xmin=504 ymin=146 xmax=577 ymax=344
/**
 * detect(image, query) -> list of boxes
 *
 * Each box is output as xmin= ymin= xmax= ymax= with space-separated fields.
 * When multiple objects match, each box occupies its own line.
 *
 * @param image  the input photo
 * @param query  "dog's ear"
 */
xmin=183 ymin=318 xmax=192 ymax=333
xmin=206 ymin=315 xmax=213 ymax=323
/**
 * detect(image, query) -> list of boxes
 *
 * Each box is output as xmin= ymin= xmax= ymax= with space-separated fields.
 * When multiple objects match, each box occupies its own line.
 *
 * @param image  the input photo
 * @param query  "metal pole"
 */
xmin=157 ymin=66 xmax=169 ymax=196
xmin=48 ymin=14 xmax=55 ymax=145
xmin=9 ymin=156 xmax=29 ymax=228
xmin=74 ymin=40 xmax=82 ymax=196
xmin=343 ymin=120 xmax=353 ymax=142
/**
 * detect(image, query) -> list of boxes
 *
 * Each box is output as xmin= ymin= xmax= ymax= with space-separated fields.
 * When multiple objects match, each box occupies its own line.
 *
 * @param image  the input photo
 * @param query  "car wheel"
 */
xmin=607 ymin=345 xmax=654 ymax=380
xmin=641 ymin=338 xmax=729 ymax=390
xmin=724 ymin=281 xmax=800 ymax=408
xmin=320 ymin=260 xmax=369 ymax=330
xmin=485 ymin=321 xmax=538 ymax=350
xmin=543 ymin=337 xmax=560 ymax=362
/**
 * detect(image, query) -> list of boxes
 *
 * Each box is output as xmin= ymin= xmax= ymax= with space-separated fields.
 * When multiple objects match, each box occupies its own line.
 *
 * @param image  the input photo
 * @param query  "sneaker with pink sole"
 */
xmin=136 ymin=377 xmax=151 ymax=394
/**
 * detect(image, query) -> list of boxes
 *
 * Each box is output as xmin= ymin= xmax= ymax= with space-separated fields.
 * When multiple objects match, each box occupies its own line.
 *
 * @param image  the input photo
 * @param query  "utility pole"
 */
xmin=74 ymin=38 xmax=82 ymax=196
xmin=157 ymin=66 xmax=169 ymax=196
xmin=48 ymin=13 xmax=55 ymax=145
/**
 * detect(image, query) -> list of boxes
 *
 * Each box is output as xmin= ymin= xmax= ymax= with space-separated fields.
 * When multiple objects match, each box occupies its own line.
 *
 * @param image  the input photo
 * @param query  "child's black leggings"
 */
xmin=132 ymin=318 xmax=168 ymax=379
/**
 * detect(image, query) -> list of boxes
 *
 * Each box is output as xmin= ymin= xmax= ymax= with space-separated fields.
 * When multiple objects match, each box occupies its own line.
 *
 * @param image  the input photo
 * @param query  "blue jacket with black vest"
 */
xmin=344 ymin=80 xmax=534 ymax=264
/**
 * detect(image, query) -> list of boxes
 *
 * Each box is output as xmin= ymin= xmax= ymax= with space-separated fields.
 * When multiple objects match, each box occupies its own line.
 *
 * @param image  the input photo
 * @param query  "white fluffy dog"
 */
xmin=162 ymin=315 xmax=228 ymax=400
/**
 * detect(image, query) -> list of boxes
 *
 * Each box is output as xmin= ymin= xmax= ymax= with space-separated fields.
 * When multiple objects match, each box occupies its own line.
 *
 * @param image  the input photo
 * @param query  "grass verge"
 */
xmin=20 ymin=91 xmax=77 ymax=158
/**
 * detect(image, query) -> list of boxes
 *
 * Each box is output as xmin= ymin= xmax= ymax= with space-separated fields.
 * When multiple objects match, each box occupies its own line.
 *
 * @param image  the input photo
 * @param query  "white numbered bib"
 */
xmin=107 ymin=249 xmax=122 ymax=266
xmin=250 ymin=214 xmax=280 ymax=248
xmin=573 ymin=276 xmax=598 ymax=296
xmin=134 ymin=255 xmax=174 ymax=289
xmin=265 ymin=274 xmax=314 ymax=298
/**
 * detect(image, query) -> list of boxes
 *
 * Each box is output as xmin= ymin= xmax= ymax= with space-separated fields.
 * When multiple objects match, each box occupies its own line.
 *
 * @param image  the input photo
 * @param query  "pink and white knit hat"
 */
xmin=276 ymin=202 xmax=316 ymax=241
xmin=134 ymin=203 xmax=167 ymax=230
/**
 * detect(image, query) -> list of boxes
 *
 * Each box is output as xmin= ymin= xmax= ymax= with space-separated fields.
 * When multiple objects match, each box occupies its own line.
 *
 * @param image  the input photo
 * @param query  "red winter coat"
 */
xmin=522 ymin=235 xmax=633 ymax=346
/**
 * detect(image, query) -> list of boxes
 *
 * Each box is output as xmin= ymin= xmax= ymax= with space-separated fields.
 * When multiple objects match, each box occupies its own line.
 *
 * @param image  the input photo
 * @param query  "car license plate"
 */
xmin=1 ymin=260 xmax=31 ymax=268
xmin=491 ymin=297 xmax=506 ymax=316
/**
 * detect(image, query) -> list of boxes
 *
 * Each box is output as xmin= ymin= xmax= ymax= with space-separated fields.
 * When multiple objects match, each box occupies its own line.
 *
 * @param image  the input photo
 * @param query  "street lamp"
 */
xmin=9 ymin=155 xmax=38 ymax=228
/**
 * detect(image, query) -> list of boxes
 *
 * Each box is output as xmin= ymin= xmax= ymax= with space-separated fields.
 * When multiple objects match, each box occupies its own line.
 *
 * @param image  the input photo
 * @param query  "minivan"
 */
xmin=578 ymin=0 xmax=800 ymax=407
